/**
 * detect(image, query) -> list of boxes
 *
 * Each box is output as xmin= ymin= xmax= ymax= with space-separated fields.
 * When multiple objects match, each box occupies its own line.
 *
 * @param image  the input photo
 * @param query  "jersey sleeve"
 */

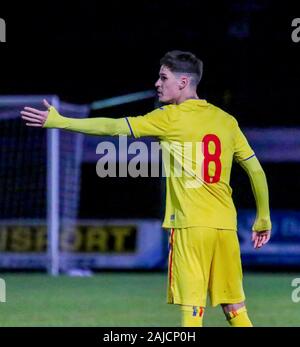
xmin=44 ymin=106 xmax=131 ymax=136
xmin=232 ymin=119 xmax=255 ymax=162
xmin=126 ymin=106 xmax=171 ymax=139
xmin=239 ymin=156 xmax=272 ymax=232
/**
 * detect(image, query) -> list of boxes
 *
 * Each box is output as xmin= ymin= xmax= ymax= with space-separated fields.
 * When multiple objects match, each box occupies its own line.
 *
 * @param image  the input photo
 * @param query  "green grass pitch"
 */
xmin=0 ymin=272 xmax=299 ymax=327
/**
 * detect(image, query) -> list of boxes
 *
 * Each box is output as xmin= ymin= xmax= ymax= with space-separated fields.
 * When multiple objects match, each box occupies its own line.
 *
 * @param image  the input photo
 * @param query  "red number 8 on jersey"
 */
xmin=202 ymin=134 xmax=222 ymax=184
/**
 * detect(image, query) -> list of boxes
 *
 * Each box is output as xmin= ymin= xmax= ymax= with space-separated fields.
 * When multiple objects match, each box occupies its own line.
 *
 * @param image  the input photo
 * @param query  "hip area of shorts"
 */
xmin=164 ymin=225 xmax=237 ymax=232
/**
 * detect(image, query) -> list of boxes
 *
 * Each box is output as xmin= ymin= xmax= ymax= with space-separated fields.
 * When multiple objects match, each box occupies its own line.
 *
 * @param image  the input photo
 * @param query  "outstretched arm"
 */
xmin=20 ymin=99 xmax=131 ymax=136
xmin=239 ymin=155 xmax=272 ymax=249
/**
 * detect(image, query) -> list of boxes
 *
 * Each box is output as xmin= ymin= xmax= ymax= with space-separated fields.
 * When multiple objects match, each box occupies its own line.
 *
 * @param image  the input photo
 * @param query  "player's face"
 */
xmin=155 ymin=65 xmax=181 ymax=104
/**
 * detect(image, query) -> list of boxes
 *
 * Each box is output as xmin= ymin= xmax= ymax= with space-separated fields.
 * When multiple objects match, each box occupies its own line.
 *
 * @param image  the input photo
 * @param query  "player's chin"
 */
xmin=158 ymin=95 xmax=171 ymax=103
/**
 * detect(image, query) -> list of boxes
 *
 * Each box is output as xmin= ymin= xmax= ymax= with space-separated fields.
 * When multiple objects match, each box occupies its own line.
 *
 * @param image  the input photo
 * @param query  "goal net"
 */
xmin=0 ymin=95 xmax=88 ymax=275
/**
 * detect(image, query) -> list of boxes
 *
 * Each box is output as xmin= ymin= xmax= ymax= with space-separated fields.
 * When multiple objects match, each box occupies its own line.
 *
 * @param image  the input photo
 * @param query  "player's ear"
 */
xmin=178 ymin=76 xmax=188 ymax=90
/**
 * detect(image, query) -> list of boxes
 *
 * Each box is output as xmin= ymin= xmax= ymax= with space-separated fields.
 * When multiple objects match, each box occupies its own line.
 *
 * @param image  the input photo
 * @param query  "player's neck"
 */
xmin=175 ymin=93 xmax=199 ymax=105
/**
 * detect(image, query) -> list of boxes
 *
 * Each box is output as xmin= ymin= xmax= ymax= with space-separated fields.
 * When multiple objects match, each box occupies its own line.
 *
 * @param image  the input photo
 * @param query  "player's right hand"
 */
xmin=20 ymin=99 xmax=51 ymax=127
xmin=252 ymin=230 xmax=271 ymax=249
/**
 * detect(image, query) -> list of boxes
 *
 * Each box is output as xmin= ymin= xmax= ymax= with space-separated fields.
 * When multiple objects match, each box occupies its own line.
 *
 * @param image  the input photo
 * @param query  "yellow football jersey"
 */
xmin=127 ymin=99 xmax=254 ymax=230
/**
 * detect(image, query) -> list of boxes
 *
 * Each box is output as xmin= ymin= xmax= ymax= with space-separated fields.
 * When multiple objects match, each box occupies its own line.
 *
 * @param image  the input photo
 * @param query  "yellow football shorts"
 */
xmin=167 ymin=227 xmax=245 ymax=307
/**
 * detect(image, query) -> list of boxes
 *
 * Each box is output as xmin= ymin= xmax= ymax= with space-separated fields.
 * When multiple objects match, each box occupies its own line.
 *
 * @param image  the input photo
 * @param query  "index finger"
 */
xmin=24 ymin=107 xmax=45 ymax=115
xmin=254 ymin=236 xmax=259 ymax=249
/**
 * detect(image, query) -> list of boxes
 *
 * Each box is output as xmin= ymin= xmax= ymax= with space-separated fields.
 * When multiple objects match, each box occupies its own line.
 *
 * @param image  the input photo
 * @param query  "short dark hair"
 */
xmin=160 ymin=50 xmax=203 ymax=86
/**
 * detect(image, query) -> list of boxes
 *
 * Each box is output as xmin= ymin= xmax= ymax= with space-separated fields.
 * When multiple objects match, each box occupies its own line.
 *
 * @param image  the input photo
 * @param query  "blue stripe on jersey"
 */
xmin=125 ymin=117 xmax=135 ymax=138
xmin=243 ymin=153 xmax=256 ymax=161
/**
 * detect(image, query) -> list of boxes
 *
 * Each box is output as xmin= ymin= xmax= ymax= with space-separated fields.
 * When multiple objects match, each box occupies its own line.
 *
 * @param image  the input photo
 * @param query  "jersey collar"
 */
xmin=183 ymin=98 xmax=208 ymax=106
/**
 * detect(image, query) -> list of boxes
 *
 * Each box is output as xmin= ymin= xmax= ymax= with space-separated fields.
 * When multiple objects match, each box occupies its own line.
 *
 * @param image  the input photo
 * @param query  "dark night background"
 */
xmin=1 ymin=0 xmax=299 ymax=219
xmin=1 ymin=0 xmax=299 ymax=125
